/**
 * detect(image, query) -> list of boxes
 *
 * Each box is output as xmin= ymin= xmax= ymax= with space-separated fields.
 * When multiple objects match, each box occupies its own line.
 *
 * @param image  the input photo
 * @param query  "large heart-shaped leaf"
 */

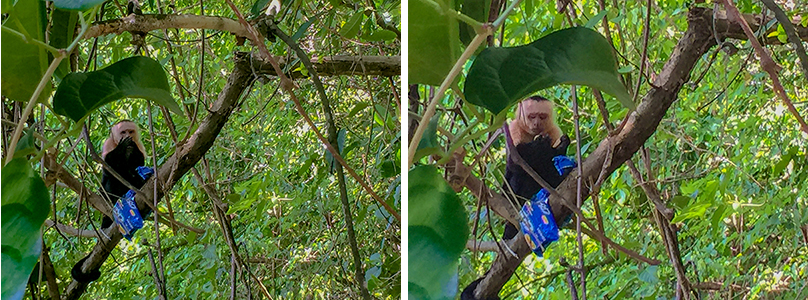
xmin=1 ymin=157 xmax=51 ymax=300
xmin=1 ymin=0 xmax=50 ymax=103
xmin=409 ymin=165 xmax=469 ymax=299
xmin=409 ymin=0 xmax=461 ymax=86
xmin=52 ymin=56 xmax=183 ymax=122
xmin=464 ymin=27 xmax=633 ymax=114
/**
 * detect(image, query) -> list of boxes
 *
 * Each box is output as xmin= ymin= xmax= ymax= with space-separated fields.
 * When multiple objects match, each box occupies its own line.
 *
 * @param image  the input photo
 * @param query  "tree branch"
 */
xmin=249 ymin=54 xmax=401 ymax=77
xmin=85 ymin=14 xmax=248 ymax=39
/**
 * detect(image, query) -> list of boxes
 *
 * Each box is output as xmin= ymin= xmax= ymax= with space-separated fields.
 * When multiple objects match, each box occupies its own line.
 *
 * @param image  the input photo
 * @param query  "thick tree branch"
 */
xmin=711 ymin=9 xmax=808 ymax=44
xmin=249 ymin=54 xmax=401 ymax=77
xmin=85 ymin=15 xmax=400 ymax=77
xmin=42 ymin=152 xmax=112 ymax=218
xmin=85 ymin=14 xmax=248 ymax=39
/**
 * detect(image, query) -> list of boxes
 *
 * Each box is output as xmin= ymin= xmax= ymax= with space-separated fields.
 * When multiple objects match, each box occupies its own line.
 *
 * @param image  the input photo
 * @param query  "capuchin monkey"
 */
xmin=100 ymin=120 xmax=147 ymax=203
xmin=502 ymin=96 xmax=569 ymax=240
xmin=72 ymin=120 xmax=148 ymax=283
xmin=461 ymin=96 xmax=571 ymax=300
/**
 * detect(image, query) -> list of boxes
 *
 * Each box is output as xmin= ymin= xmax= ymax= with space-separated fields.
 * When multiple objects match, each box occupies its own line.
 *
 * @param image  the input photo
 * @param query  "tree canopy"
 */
xmin=2 ymin=0 xmax=400 ymax=299
xmin=408 ymin=0 xmax=807 ymax=299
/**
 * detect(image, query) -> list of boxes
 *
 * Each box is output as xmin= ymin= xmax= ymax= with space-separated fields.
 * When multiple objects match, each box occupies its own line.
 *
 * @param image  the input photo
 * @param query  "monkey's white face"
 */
xmin=520 ymin=101 xmax=553 ymax=135
xmin=113 ymin=122 xmax=139 ymax=143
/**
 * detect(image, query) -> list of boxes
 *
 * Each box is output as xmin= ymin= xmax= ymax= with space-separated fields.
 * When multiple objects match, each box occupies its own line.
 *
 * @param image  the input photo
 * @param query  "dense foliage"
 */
xmin=408 ymin=0 xmax=807 ymax=299
xmin=3 ymin=0 xmax=400 ymax=299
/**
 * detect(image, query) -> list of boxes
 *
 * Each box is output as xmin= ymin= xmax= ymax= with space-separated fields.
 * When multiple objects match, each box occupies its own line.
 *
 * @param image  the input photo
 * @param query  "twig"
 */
xmin=228 ymin=3 xmax=400 ymax=222
xmin=571 ymin=86 xmax=586 ymax=298
xmin=145 ymin=245 xmax=165 ymax=300
xmin=146 ymin=104 xmax=167 ymax=297
xmin=719 ymin=0 xmax=808 ymax=135
xmin=760 ymin=0 xmax=808 ymax=81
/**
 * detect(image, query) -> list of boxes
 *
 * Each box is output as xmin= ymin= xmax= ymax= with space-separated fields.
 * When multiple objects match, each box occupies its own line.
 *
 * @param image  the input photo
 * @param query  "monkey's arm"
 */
xmin=101 ymin=137 xmax=116 ymax=158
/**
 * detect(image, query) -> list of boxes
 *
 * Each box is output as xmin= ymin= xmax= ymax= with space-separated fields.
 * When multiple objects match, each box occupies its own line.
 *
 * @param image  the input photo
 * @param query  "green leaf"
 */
xmin=408 ymin=165 xmax=468 ymax=300
xmin=49 ymin=8 xmax=78 ymax=80
xmin=2 ymin=157 xmax=51 ymax=300
xmin=459 ymin=0 xmax=490 ymax=45
xmin=773 ymin=148 xmax=796 ymax=176
xmin=671 ymin=202 xmax=710 ymax=223
xmin=346 ymin=102 xmax=370 ymax=119
xmin=339 ymin=12 xmax=364 ymax=39
xmin=362 ymin=30 xmax=399 ymax=42
xmin=52 ymin=56 xmax=183 ymax=122
xmin=1 ymin=0 xmax=51 ymax=103
xmin=325 ymin=128 xmax=348 ymax=172
xmin=409 ymin=0 xmax=461 ymax=86
xmin=292 ymin=17 xmax=317 ymax=41
xmin=251 ymin=0 xmax=271 ymax=16
xmin=379 ymin=159 xmax=401 ymax=178
xmin=669 ymin=195 xmax=690 ymax=210
xmin=584 ymin=10 xmax=608 ymax=28
xmin=13 ymin=127 xmax=38 ymax=159
xmin=413 ymin=113 xmax=440 ymax=162
xmin=637 ymin=265 xmax=659 ymax=284
xmin=464 ymin=27 xmax=633 ymax=114
xmin=52 ymin=0 xmax=106 ymax=11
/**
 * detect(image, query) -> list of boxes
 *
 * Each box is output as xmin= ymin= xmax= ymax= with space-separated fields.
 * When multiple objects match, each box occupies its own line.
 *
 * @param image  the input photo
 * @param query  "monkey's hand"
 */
xmin=118 ymin=136 xmax=135 ymax=147
xmin=555 ymin=135 xmax=570 ymax=155
xmin=118 ymin=136 xmax=137 ymax=158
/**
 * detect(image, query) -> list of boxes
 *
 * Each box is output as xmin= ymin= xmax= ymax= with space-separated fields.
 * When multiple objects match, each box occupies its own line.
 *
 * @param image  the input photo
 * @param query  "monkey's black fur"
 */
xmin=501 ymin=134 xmax=570 ymax=240
xmin=101 ymin=136 xmax=146 ymax=202
xmin=461 ymin=135 xmax=570 ymax=300
xmin=71 ymin=136 xmax=146 ymax=283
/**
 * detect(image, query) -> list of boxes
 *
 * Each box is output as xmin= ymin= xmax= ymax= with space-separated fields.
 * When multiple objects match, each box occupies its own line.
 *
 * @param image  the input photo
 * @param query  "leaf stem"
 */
xmin=0 ymin=26 xmax=60 ymax=54
xmin=453 ymin=9 xmax=482 ymax=29
xmin=493 ymin=0 xmax=524 ymax=28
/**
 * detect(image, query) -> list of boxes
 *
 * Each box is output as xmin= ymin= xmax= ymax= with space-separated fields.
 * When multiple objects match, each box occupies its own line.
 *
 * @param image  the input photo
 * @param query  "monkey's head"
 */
xmin=111 ymin=120 xmax=140 ymax=144
xmin=102 ymin=120 xmax=147 ymax=159
xmin=517 ymin=96 xmax=554 ymax=136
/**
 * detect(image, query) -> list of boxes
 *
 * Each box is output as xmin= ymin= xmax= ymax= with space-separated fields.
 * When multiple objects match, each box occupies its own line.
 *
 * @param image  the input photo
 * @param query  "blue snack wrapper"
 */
xmin=519 ymin=155 xmax=577 ymax=256
xmin=137 ymin=166 xmax=154 ymax=179
xmin=113 ymin=190 xmax=144 ymax=240
xmin=519 ymin=189 xmax=559 ymax=256
xmin=553 ymin=155 xmax=576 ymax=176
xmin=113 ymin=167 xmax=154 ymax=240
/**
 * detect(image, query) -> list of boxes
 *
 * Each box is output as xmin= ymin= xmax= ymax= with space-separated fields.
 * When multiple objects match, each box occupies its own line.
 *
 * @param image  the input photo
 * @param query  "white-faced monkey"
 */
xmin=502 ymin=96 xmax=569 ymax=240
xmin=100 ymin=120 xmax=147 ymax=200
xmin=461 ymin=96 xmax=572 ymax=300
xmin=72 ymin=120 xmax=148 ymax=283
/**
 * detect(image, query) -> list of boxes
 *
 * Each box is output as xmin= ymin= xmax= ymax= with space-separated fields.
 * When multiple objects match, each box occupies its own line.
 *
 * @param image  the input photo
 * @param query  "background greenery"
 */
xmin=409 ymin=0 xmax=807 ymax=299
xmin=2 ymin=0 xmax=401 ymax=299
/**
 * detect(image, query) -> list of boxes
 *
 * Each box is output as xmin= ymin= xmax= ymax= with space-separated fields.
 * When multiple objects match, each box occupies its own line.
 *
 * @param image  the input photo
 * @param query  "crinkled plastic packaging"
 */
xmin=519 ymin=189 xmax=560 ymax=256
xmin=113 ymin=166 xmax=154 ymax=240
xmin=519 ymin=155 xmax=577 ymax=256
